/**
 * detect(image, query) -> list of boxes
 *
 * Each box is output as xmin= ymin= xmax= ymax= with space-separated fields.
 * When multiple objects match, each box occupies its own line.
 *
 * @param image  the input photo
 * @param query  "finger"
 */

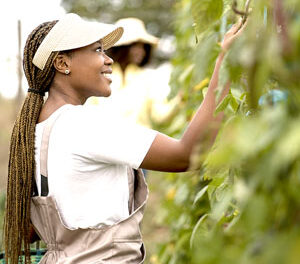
xmin=235 ymin=17 xmax=248 ymax=36
xmin=232 ymin=18 xmax=243 ymax=34
xmin=227 ymin=18 xmax=243 ymax=35
xmin=228 ymin=22 xmax=239 ymax=34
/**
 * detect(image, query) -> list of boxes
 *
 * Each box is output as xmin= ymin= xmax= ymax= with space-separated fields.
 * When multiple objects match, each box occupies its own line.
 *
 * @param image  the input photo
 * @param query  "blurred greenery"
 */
xmin=61 ymin=0 xmax=174 ymax=37
xmin=61 ymin=0 xmax=176 ymax=65
xmin=150 ymin=0 xmax=300 ymax=263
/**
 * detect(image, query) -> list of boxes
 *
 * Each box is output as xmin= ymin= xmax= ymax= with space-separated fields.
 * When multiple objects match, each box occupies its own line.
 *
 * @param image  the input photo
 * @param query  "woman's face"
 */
xmin=128 ymin=42 xmax=146 ymax=65
xmin=67 ymin=41 xmax=114 ymax=98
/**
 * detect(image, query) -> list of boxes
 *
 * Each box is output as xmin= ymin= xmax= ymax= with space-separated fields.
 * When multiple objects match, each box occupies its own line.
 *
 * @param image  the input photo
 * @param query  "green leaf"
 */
xmin=190 ymin=214 xmax=208 ymax=248
xmin=212 ymin=188 xmax=232 ymax=221
xmin=193 ymin=185 xmax=209 ymax=205
xmin=230 ymin=95 xmax=240 ymax=112
xmin=191 ymin=0 xmax=224 ymax=35
xmin=272 ymin=119 xmax=300 ymax=169
xmin=215 ymin=94 xmax=231 ymax=115
xmin=194 ymin=33 xmax=220 ymax=84
xmin=179 ymin=64 xmax=195 ymax=84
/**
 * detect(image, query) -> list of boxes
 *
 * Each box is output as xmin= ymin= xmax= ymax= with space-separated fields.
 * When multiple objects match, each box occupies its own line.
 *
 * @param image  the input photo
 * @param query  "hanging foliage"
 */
xmin=152 ymin=0 xmax=300 ymax=263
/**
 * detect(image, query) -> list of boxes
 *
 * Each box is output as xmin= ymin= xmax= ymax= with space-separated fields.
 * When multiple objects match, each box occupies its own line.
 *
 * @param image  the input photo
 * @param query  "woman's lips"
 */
xmin=101 ymin=71 xmax=112 ymax=82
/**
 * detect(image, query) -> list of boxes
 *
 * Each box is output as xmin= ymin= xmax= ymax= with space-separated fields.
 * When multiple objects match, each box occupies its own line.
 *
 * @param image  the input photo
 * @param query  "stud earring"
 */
xmin=65 ymin=69 xmax=70 ymax=75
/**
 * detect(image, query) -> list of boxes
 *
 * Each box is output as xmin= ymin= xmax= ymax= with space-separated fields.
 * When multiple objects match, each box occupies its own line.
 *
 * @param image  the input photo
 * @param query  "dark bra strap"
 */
xmin=40 ymin=175 xmax=49 ymax=197
xmin=33 ymin=176 xmax=39 ymax=197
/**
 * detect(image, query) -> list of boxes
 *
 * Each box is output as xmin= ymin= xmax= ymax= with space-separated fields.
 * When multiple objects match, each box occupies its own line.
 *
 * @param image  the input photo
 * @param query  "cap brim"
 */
xmin=33 ymin=13 xmax=124 ymax=70
xmin=101 ymin=27 xmax=124 ymax=50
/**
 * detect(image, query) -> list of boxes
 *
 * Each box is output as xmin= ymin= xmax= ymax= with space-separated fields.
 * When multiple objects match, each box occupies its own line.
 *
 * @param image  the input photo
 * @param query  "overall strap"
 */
xmin=127 ymin=168 xmax=135 ymax=214
xmin=40 ymin=105 xmax=70 ymax=196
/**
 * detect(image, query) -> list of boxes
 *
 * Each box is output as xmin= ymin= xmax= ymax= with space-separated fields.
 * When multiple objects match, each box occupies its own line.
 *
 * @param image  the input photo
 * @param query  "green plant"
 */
xmin=152 ymin=0 xmax=300 ymax=263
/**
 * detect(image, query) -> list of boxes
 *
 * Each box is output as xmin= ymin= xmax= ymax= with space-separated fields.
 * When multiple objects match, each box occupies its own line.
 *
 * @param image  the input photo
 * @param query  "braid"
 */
xmin=4 ymin=20 xmax=58 ymax=264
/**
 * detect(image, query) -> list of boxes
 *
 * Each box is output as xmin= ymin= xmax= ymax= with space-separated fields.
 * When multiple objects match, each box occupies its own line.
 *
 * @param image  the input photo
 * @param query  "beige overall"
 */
xmin=31 ymin=106 xmax=148 ymax=263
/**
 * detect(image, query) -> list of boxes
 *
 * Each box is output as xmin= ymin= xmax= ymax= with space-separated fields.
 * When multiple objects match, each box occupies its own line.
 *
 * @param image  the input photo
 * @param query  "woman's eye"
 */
xmin=96 ymin=47 xmax=103 ymax=52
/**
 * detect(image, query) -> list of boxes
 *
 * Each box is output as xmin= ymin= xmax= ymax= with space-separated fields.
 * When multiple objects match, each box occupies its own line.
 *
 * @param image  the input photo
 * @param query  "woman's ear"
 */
xmin=53 ymin=53 xmax=71 ymax=74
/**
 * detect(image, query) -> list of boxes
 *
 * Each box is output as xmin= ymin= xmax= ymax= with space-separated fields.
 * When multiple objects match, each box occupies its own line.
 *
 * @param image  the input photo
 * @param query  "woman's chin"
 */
xmin=102 ymin=89 xmax=111 ymax=97
xmin=94 ymin=86 xmax=111 ymax=97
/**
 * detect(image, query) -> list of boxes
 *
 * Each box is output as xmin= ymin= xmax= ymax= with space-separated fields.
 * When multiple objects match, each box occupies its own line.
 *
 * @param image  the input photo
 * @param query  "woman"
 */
xmin=4 ymin=13 xmax=246 ymax=264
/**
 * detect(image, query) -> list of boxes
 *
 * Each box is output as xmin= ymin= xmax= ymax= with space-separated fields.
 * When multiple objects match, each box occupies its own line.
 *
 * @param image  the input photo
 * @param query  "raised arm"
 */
xmin=140 ymin=20 xmax=247 ymax=172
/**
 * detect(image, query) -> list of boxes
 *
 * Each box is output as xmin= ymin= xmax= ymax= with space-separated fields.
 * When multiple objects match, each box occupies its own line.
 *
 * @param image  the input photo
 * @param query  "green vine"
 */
xmin=152 ymin=0 xmax=300 ymax=263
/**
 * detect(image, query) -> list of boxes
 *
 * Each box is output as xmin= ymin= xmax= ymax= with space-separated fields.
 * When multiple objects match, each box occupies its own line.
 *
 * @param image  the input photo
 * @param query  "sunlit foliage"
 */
xmin=152 ymin=0 xmax=300 ymax=263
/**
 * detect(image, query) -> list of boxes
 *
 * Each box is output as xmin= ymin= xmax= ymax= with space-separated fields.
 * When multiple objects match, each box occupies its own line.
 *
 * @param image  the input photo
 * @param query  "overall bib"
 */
xmin=31 ymin=106 xmax=148 ymax=263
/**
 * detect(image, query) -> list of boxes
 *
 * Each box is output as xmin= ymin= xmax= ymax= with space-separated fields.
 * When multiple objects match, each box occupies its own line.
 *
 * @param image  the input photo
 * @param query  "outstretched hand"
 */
xmin=221 ymin=18 xmax=248 ymax=52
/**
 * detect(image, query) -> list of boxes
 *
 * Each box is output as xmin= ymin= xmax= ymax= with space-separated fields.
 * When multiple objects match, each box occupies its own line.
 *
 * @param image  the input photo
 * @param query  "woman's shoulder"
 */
xmin=52 ymin=104 xmax=107 ymax=121
xmin=59 ymin=104 xmax=127 ymax=132
xmin=36 ymin=104 xmax=91 ymax=130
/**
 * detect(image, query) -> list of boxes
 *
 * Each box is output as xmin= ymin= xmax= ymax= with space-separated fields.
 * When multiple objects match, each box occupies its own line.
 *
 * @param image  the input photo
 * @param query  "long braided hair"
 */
xmin=4 ymin=20 xmax=58 ymax=264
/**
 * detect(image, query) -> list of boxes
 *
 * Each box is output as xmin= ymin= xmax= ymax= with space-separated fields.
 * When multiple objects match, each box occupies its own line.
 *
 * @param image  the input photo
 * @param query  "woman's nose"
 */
xmin=104 ymin=53 xmax=114 ymax=65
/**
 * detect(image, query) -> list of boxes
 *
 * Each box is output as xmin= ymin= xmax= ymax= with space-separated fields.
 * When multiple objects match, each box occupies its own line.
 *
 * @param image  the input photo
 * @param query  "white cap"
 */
xmin=114 ymin=17 xmax=159 ymax=47
xmin=33 ymin=13 xmax=124 ymax=70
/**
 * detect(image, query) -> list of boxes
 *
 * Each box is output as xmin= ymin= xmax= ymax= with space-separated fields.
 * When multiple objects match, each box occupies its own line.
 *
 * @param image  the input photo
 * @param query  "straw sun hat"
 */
xmin=33 ymin=13 xmax=124 ymax=70
xmin=114 ymin=17 xmax=159 ymax=47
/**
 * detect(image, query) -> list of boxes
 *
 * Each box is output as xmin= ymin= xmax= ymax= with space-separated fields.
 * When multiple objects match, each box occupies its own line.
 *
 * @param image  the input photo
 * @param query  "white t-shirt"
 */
xmin=34 ymin=104 xmax=157 ymax=229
